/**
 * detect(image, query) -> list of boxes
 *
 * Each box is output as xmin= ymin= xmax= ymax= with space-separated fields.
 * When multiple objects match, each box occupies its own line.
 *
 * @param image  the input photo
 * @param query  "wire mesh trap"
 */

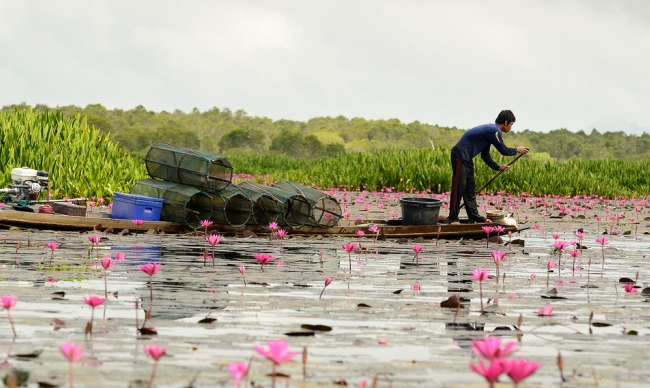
xmin=130 ymin=179 xmax=213 ymax=229
xmin=239 ymin=181 xmax=312 ymax=229
xmin=271 ymin=181 xmax=342 ymax=227
xmin=145 ymin=143 xmax=233 ymax=191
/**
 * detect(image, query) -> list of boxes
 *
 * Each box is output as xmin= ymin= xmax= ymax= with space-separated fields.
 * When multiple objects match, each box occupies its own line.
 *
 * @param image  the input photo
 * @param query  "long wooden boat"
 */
xmin=0 ymin=209 xmax=528 ymax=238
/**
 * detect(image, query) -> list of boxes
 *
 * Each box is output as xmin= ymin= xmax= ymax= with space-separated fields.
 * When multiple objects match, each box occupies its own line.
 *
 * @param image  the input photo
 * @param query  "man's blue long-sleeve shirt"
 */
xmin=451 ymin=123 xmax=518 ymax=171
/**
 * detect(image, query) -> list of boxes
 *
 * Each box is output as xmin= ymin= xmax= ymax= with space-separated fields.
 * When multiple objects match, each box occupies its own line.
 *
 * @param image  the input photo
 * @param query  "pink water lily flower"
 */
xmin=1 ymin=295 xmax=18 ymax=309
xmin=268 ymin=222 xmax=279 ymax=230
xmin=471 ymin=336 xmax=516 ymax=360
xmin=100 ymin=257 xmax=115 ymax=270
xmin=229 ymin=361 xmax=248 ymax=387
xmin=356 ymin=230 xmax=365 ymax=237
xmin=88 ymin=235 xmax=100 ymax=245
xmin=132 ymin=219 xmax=144 ymax=227
xmin=83 ymin=295 xmax=106 ymax=308
xmin=47 ymin=242 xmax=59 ymax=251
xmin=502 ymin=358 xmax=541 ymax=385
xmin=254 ymin=339 xmax=300 ymax=365
xmin=206 ymin=234 xmax=223 ymax=246
xmin=470 ymin=359 xmax=507 ymax=387
xmin=144 ymin=345 xmax=167 ymax=388
xmin=490 ymin=250 xmax=506 ymax=265
xmin=471 ymin=268 xmax=490 ymax=282
xmin=342 ymin=242 xmax=358 ymax=272
xmin=60 ymin=342 xmax=85 ymax=362
xmin=144 ymin=345 xmax=167 ymax=361
xmin=115 ymin=252 xmax=126 ymax=261
xmin=139 ymin=263 xmax=161 ymax=276
xmin=1 ymin=295 xmax=18 ymax=337
xmin=253 ymin=253 xmax=275 ymax=270
xmin=538 ymin=305 xmax=554 ymax=316
xmin=368 ymin=225 xmax=380 ymax=234
xmin=623 ymin=284 xmax=638 ymax=293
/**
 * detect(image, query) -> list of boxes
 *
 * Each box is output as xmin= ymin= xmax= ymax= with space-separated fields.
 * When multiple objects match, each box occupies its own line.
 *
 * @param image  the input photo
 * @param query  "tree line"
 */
xmin=3 ymin=103 xmax=649 ymax=161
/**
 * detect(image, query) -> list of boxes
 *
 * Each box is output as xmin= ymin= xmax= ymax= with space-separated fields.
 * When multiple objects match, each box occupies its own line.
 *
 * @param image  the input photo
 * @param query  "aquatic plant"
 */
xmin=139 ymin=263 xmax=161 ymax=302
xmin=411 ymin=244 xmax=423 ymax=266
xmin=596 ymin=236 xmax=609 ymax=277
xmin=623 ymin=284 xmax=638 ymax=293
xmin=200 ymin=219 xmax=213 ymax=235
xmin=471 ymin=336 xmax=516 ymax=360
xmin=60 ymin=342 xmax=85 ymax=388
xmin=83 ymin=295 xmax=105 ymax=334
xmin=502 ymin=358 xmax=541 ymax=387
xmin=132 ymin=219 xmax=145 ymax=237
xmin=276 ymin=229 xmax=287 ymax=250
xmin=232 ymin=266 xmax=244 ymax=288
xmin=1 ymin=295 xmax=18 ymax=337
xmin=206 ymin=234 xmax=223 ymax=267
xmin=319 ymin=277 xmax=333 ymax=299
xmin=342 ymin=243 xmax=358 ymax=272
xmin=229 ymin=361 xmax=248 ymax=388
xmin=253 ymin=253 xmax=275 ymax=271
xmin=554 ymin=240 xmax=568 ymax=276
xmin=144 ymin=345 xmax=167 ymax=388
xmin=568 ymin=250 xmax=580 ymax=276
xmin=47 ymin=242 xmax=59 ymax=265
xmin=537 ymin=305 xmax=553 ymax=316
xmin=471 ymin=268 xmax=490 ymax=314
xmin=254 ymin=340 xmax=300 ymax=388
xmin=470 ymin=359 xmax=505 ymax=388
xmin=100 ymin=257 xmax=115 ymax=299
xmin=490 ymin=250 xmax=506 ymax=285
xmin=546 ymin=260 xmax=556 ymax=290
xmin=482 ymin=226 xmax=494 ymax=248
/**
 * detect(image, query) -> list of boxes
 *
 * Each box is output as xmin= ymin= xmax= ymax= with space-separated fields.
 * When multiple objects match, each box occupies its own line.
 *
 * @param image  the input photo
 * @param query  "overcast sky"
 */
xmin=1 ymin=1 xmax=649 ymax=134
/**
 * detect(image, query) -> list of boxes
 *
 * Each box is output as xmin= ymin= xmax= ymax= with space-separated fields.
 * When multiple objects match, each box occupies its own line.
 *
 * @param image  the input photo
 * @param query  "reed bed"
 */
xmin=229 ymin=149 xmax=650 ymax=197
xmin=0 ymin=109 xmax=146 ymax=199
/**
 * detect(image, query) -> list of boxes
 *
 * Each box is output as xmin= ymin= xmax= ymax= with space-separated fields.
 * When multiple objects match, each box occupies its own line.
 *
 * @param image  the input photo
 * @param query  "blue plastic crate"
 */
xmin=110 ymin=192 xmax=163 ymax=221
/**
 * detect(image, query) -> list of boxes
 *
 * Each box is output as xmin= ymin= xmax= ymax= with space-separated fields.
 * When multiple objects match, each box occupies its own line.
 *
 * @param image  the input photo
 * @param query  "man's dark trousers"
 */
xmin=448 ymin=153 xmax=484 ymax=222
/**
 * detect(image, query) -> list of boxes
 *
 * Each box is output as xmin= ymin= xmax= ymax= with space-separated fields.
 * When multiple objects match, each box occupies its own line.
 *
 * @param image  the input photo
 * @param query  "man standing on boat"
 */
xmin=447 ymin=110 xmax=529 ymax=224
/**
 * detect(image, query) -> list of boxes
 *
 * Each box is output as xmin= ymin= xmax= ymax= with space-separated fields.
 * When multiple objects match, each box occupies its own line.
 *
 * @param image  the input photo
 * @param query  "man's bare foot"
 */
xmin=451 ymin=221 xmax=461 ymax=225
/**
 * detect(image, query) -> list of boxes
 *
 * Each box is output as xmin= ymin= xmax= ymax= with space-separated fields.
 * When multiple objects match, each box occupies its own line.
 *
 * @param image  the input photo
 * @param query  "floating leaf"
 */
xmin=293 ymin=284 xmax=311 ymax=288
xmin=627 ymin=330 xmax=638 ymax=335
xmin=138 ymin=327 xmax=158 ymax=335
xmin=541 ymin=295 xmax=568 ymax=300
xmin=301 ymin=324 xmax=332 ymax=332
xmin=198 ymin=318 xmax=217 ymax=324
xmin=393 ymin=289 xmax=403 ymax=294
xmin=13 ymin=350 xmax=42 ymax=360
xmin=591 ymin=322 xmax=612 ymax=327
xmin=284 ymin=331 xmax=315 ymax=337
xmin=332 ymin=380 xmax=348 ymax=386
xmin=440 ymin=295 xmax=463 ymax=309
xmin=619 ymin=277 xmax=635 ymax=284
xmin=52 ymin=291 xmax=65 ymax=297
xmin=641 ymin=288 xmax=650 ymax=296
xmin=357 ymin=303 xmax=371 ymax=308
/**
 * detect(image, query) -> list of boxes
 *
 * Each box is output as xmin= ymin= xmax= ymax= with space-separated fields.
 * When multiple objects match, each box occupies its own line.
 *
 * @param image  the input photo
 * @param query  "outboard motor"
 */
xmin=0 ymin=167 xmax=49 ymax=203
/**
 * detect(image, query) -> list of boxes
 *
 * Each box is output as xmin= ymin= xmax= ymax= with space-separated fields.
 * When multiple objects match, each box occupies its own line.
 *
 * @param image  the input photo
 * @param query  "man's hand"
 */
xmin=499 ymin=165 xmax=510 ymax=172
xmin=517 ymin=146 xmax=530 ymax=154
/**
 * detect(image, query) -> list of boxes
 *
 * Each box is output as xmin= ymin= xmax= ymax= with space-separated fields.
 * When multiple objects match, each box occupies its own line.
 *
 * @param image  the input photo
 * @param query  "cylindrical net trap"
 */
xmin=145 ymin=143 xmax=233 ymax=191
xmin=130 ymin=179 xmax=213 ymax=229
xmin=239 ymin=181 xmax=312 ymax=229
xmin=271 ymin=181 xmax=342 ymax=227
xmin=237 ymin=184 xmax=282 ymax=227
xmin=206 ymin=184 xmax=253 ymax=228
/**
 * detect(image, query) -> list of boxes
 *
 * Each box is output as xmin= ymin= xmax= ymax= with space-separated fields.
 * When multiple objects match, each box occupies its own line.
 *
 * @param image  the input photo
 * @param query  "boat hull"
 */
xmin=0 ymin=210 xmax=527 ymax=238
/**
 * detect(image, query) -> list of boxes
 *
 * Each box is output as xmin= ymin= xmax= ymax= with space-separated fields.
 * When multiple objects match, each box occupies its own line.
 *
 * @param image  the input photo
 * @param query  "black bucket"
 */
xmin=399 ymin=197 xmax=442 ymax=226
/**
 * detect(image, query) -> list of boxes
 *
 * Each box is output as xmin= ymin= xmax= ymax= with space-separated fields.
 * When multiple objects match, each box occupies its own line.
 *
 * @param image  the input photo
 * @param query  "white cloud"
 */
xmin=0 ymin=0 xmax=649 ymax=134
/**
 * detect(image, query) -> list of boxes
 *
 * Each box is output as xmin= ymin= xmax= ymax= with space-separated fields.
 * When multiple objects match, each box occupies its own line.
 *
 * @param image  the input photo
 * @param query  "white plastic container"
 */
xmin=11 ymin=167 xmax=38 ymax=182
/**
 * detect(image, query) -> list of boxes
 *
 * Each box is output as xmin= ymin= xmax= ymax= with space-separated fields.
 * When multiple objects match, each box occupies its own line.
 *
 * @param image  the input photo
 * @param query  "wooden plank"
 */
xmin=0 ymin=210 xmax=185 ymax=233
